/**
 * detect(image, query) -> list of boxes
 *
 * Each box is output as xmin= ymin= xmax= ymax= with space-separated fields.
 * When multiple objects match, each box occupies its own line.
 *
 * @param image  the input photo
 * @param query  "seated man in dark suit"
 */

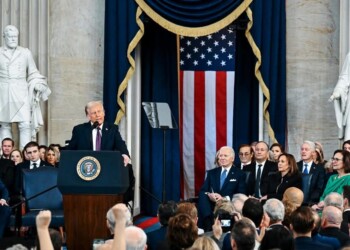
xmin=244 ymin=141 xmax=277 ymax=198
xmin=0 ymin=179 xmax=11 ymax=238
xmin=15 ymin=141 xmax=53 ymax=194
xmin=1 ymin=138 xmax=14 ymax=160
xmin=66 ymin=100 xmax=135 ymax=204
xmin=198 ymin=146 xmax=246 ymax=232
xmin=291 ymin=206 xmax=332 ymax=250
xmin=320 ymin=205 xmax=350 ymax=248
xmin=342 ymin=185 xmax=350 ymax=235
xmin=297 ymin=140 xmax=325 ymax=205
xmin=0 ymin=156 xmax=15 ymax=199
xmin=147 ymin=200 xmax=178 ymax=250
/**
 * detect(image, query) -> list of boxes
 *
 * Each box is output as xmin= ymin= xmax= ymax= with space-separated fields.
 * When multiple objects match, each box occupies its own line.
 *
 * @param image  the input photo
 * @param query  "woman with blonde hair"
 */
xmin=192 ymin=236 xmax=219 ymax=250
xmin=282 ymin=187 xmax=304 ymax=227
xmin=10 ymin=149 xmax=23 ymax=166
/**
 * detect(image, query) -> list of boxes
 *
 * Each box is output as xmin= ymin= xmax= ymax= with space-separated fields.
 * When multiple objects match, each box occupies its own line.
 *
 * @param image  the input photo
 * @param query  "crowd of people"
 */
xmin=3 ymin=134 xmax=350 ymax=249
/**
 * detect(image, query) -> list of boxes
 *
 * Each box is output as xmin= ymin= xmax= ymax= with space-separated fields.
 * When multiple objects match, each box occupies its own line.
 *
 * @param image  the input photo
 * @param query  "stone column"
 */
xmin=286 ymin=0 xmax=340 ymax=158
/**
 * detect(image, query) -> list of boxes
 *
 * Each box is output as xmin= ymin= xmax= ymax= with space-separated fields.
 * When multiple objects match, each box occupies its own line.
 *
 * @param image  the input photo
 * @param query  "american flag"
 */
xmin=179 ymin=28 xmax=236 ymax=199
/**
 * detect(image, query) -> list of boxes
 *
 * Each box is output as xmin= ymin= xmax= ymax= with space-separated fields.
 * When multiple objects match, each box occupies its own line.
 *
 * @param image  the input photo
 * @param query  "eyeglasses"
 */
xmin=239 ymin=153 xmax=251 ymax=156
xmin=331 ymin=157 xmax=343 ymax=162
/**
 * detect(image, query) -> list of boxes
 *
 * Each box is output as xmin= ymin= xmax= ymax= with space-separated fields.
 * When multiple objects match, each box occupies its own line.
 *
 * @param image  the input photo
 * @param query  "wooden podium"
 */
xmin=58 ymin=150 xmax=129 ymax=250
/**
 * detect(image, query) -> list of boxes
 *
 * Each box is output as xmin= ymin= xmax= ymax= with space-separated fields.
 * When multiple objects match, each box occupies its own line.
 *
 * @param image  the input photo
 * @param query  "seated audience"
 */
xmin=45 ymin=146 xmax=59 ymax=167
xmin=238 ymin=144 xmax=254 ymax=169
xmin=244 ymin=141 xmax=277 ymax=198
xmin=192 ymin=236 xmax=220 ymax=250
xmin=230 ymin=217 xmax=256 ymax=250
xmin=177 ymin=202 xmax=204 ymax=235
xmin=290 ymin=206 xmax=332 ymax=249
xmin=342 ymin=185 xmax=350 ymax=235
xmin=297 ymin=141 xmax=325 ymax=204
xmin=198 ymin=146 xmax=246 ymax=231
xmin=311 ymin=210 xmax=341 ymax=249
xmin=270 ymin=143 xmax=284 ymax=162
xmin=38 ymin=145 xmax=47 ymax=162
xmin=0 ymin=149 xmax=15 ymax=198
xmin=282 ymin=187 xmax=304 ymax=227
xmin=242 ymin=198 xmax=264 ymax=230
xmin=124 ymin=226 xmax=147 ymax=250
xmin=98 ymin=203 xmax=132 ymax=250
xmin=319 ymin=206 xmax=350 ymax=248
xmin=147 ymin=200 xmax=177 ymax=250
xmin=260 ymin=153 xmax=302 ymax=202
xmin=259 ymin=224 xmax=294 ymax=250
xmin=10 ymin=149 xmax=23 ymax=166
xmin=0 ymin=179 xmax=11 ymax=238
xmin=343 ymin=140 xmax=350 ymax=152
xmin=1 ymin=138 xmax=14 ymax=159
xmin=231 ymin=193 xmax=248 ymax=214
xmin=314 ymin=141 xmax=327 ymax=168
xmin=263 ymin=198 xmax=285 ymax=228
xmin=15 ymin=141 xmax=53 ymax=193
xmin=313 ymin=149 xmax=350 ymax=210
xmin=106 ymin=203 xmax=132 ymax=236
xmin=164 ymin=213 xmax=198 ymax=250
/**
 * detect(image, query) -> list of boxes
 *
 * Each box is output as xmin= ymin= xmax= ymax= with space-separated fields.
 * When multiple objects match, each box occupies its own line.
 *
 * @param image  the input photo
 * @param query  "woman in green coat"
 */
xmin=312 ymin=149 xmax=350 ymax=210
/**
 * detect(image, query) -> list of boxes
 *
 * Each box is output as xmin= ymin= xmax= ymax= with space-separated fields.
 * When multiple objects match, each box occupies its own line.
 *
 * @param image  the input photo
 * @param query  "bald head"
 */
xmin=125 ymin=226 xmax=147 ymax=250
xmin=322 ymin=206 xmax=343 ymax=228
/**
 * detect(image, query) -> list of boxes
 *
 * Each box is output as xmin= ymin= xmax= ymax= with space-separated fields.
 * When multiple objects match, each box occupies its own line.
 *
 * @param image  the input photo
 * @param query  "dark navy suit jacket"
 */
xmin=295 ymin=237 xmax=333 ymax=250
xmin=297 ymin=161 xmax=325 ymax=204
xmin=198 ymin=166 xmax=246 ymax=218
xmin=67 ymin=121 xmax=129 ymax=156
xmin=0 ymin=179 xmax=11 ymax=237
xmin=244 ymin=160 xmax=278 ymax=197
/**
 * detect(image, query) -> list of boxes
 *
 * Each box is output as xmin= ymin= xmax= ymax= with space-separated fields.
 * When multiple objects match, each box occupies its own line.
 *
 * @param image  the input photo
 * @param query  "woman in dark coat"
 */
xmin=260 ymin=153 xmax=302 ymax=201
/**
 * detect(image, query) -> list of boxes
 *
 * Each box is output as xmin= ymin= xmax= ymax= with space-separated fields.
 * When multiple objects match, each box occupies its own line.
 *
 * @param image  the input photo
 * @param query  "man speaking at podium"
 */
xmin=67 ymin=100 xmax=134 ymax=203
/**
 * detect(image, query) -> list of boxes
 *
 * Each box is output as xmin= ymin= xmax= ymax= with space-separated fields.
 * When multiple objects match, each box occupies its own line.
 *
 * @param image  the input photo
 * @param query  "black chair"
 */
xmin=21 ymin=167 xmax=64 ymax=227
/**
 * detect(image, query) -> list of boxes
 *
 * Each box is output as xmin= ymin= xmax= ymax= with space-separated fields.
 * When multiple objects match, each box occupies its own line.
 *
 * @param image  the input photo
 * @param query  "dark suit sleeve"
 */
xmin=0 ymin=180 xmax=9 ymax=201
xmin=111 ymin=124 xmax=130 ymax=156
xmin=66 ymin=125 xmax=79 ymax=150
xmin=237 ymin=170 xmax=247 ymax=194
xmin=198 ymin=170 xmax=214 ymax=218
xmin=310 ymin=167 xmax=325 ymax=203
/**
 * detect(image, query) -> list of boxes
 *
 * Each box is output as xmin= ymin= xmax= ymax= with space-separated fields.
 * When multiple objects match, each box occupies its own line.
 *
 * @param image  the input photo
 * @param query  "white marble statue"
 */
xmin=0 ymin=25 xmax=51 ymax=149
xmin=330 ymin=52 xmax=350 ymax=140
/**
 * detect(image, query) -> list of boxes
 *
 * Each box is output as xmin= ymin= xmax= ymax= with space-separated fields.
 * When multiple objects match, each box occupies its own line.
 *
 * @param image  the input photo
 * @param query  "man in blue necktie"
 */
xmin=296 ymin=140 xmax=325 ymax=204
xmin=198 ymin=146 xmax=246 ymax=231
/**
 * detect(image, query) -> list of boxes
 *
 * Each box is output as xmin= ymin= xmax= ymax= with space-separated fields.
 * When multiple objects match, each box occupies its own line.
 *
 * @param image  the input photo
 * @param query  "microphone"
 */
xmin=92 ymin=121 xmax=99 ymax=129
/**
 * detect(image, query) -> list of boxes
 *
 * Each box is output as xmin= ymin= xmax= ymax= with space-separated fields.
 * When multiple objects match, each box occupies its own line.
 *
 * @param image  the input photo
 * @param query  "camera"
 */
xmin=215 ymin=209 xmax=235 ymax=232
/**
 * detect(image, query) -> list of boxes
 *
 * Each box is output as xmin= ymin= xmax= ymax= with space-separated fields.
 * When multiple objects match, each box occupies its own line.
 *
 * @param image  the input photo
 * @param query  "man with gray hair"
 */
xmin=106 ymin=203 xmax=133 ymax=234
xmin=297 ymin=140 xmax=325 ymax=204
xmin=320 ymin=205 xmax=350 ymax=247
xmin=263 ymin=198 xmax=285 ymax=227
xmin=0 ymin=25 xmax=51 ymax=149
xmin=324 ymin=192 xmax=344 ymax=210
xmin=125 ymin=226 xmax=147 ymax=250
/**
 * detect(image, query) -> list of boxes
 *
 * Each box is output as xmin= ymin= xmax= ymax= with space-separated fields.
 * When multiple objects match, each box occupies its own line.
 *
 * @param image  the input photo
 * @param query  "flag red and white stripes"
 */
xmin=179 ymin=28 xmax=236 ymax=199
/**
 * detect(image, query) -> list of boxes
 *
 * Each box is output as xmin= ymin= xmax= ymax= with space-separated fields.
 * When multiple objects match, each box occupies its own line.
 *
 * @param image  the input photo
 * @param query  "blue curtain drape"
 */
xmin=250 ymin=0 xmax=287 ymax=145
xmin=139 ymin=0 xmax=245 ymax=26
xmin=103 ymin=1 xmax=139 ymax=123
xmin=140 ymin=20 xmax=180 ymax=214
xmin=103 ymin=0 xmax=286 ymax=215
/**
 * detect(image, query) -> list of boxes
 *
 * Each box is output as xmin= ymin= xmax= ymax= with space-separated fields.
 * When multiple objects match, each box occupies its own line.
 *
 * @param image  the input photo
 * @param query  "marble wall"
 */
xmin=48 ymin=0 xmax=105 ymax=145
xmin=286 ymin=0 xmax=340 ymax=159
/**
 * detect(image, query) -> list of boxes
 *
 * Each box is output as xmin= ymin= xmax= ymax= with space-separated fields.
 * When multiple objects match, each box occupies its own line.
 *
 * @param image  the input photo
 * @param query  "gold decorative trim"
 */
xmin=135 ymin=0 xmax=253 ymax=37
xmin=76 ymin=156 xmax=101 ymax=181
xmin=244 ymin=7 xmax=277 ymax=143
xmin=115 ymin=6 xmax=145 ymax=124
